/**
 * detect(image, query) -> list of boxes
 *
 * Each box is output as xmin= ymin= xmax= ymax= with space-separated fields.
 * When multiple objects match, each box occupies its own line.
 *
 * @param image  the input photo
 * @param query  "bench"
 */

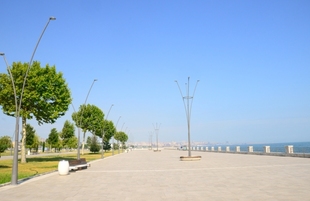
xmin=68 ymin=158 xmax=89 ymax=171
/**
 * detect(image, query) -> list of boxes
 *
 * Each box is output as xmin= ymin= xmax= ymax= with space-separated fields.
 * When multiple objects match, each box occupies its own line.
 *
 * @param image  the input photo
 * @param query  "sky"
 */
xmin=0 ymin=0 xmax=309 ymax=145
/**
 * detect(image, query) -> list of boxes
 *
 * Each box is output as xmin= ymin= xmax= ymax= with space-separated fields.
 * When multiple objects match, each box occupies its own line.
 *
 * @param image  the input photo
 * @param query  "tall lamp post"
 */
xmin=118 ymin=122 xmax=125 ymax=154
xmin=112 ymin=116 xmax=121 ymax=155
xmin=0 ymin=54 xmax=18 ymax=155
xmin=101 ymin=104 xmax=113 ymax=159
xmin=175 ymin=77 xmax=199 ymax=157
xmin=153 ymin=123 xmax=161 ymax=152
xmin=77 ymin=79 xmax=97 ymax=160
xmin=1 ymin=16 xmax=56 ymax=185
xmin=149 ymin=132 xmax=153 ymax=150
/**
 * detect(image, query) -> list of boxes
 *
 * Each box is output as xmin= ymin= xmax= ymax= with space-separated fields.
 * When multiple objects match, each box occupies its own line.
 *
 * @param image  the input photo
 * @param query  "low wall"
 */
xmin=184 ymin=145 xmax=310 ymax=158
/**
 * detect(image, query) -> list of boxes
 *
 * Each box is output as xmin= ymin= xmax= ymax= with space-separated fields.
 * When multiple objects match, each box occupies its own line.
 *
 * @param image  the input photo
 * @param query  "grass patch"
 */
xmin=0 ymin=151 xmax=118 ymax=185
xmin=0 ymin=150 xmax=18 ymax=157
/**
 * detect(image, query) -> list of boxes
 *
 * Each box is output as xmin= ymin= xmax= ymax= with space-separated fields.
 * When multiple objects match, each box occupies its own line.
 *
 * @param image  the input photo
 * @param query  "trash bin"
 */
xmin=58 ymin=160 xmax=69 ymax=175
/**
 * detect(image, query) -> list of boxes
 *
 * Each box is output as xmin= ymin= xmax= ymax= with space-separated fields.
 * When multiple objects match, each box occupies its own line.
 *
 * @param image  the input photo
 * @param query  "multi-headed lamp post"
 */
xmin=175 ymin=77 xmax=199 ymax=157
xmin=153 ymin=123 xmax=161 ymax=151
xmin=1 ymin=16 xmax=56 ymax=185
xmin=77 ymin=79 xmax=97 ymax=160
xmin=149 ymin=131 xmax=153 ymax=150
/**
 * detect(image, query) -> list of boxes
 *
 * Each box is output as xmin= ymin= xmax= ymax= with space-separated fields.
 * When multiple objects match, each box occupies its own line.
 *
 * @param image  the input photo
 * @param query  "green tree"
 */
xmin=89 ymin=135 xmax=100 ymax=153
xmin=66 ymin=136 xmax=78 ymax=150
xmin=72 ymin=104 xmax=104 ymax=154
xmin=94 ymin=120 xmax=116 ymax=152
xmin=86 ymin=136 xmax=92 ymax=149
xmin=114 ymin=131 xmax=128 ymax=151
xmin=25 ymin=124 xmax=35 ymax=152
xmin=42 ymin=141 xmax=45 ymax=152
xmin=60 ymin=120 xmax=75 ymax=149
xmin=47 ymin=128 xmax=59 ymax=152
xmin=32 ymin=134 xmax=40 ymax=153
xmin=0 ymin=61 xmax=72 ymax=163
xmin=102 ymin=141 xmax=111 ymax=151
xmin=0 ymin=136 xmax=12 ymax=157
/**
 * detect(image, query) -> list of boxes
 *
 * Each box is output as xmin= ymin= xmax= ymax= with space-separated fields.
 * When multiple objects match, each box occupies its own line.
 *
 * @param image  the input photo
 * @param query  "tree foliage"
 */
xmin=72 ymin=104 xmax=104 ymax=134
xmin=114 ymin=131 xmax=128 ymax=148
xmin=94 ymin=120 xmax=116 ymax=146
xmin=0 ymin=61 xmax=72 ymax=162
xmin=25 ymin=124 xmax=35 ymax=148
xmin=102 ymin=140 xmax=111 ymax=151
xmin=86 ymin=136 xmax=92 ymax=149
xmin=47 ymin=128 xmax=60 ymax=152
xmin=0 ymin=136 xmax=12 ymax=156
xmin=72 ymin=104 xmax=104 ymax=154
xmin=89 ymin=135 xmax=100 ymax=153
xmin=60 ymin=120 xmax=75 ymax=149
xmin=66 ymin=136 xmax=78 ymax=150
xmin=0 ymin=61 xmax=72 ymax=123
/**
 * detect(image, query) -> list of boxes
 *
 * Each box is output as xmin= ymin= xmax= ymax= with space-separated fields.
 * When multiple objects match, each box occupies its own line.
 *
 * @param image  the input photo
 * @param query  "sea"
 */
xmin=201 ymin=141 xmax=310 ymax=154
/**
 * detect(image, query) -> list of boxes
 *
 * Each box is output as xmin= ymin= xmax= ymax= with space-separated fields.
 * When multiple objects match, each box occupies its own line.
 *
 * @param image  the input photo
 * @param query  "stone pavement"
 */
xmin=0 ymin=149 xmax=310 ymax=201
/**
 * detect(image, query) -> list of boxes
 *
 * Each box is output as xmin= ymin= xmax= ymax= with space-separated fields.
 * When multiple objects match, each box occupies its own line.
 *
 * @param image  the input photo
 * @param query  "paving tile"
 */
xmin=0 ymin=150 xmax=310 ymax=200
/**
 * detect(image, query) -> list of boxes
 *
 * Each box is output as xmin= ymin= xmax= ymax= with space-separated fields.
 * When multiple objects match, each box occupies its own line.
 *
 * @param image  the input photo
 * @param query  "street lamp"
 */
xmin=77 ymin=79 xmax=97 ymax=160
xmin=153 ymin=123 xmax=161 ymax=152
xmin=112 ymin=116 xmax=121 ymax=155
xmin=0 ymin=53 xmax=18 ymax=156
xmin=118 ymin=122 xmax=125 ymax=154
xmin=1 ymin=16 xmax=56 ymax=185
xmin=101 ymin=104 xmax=113 ymax=159
xmin=149 ymin=132 xmax=153 ymax=150
xmin=175 ymin=77 xmax=199 ymax=157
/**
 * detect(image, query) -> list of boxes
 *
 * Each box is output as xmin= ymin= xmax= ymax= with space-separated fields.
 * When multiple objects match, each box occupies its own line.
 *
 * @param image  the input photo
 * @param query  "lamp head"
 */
xmin=49 ymin=17 xmax=56 ymax=20
xmin=94 ymin=79 xmax=98 ymax=81
xmin=0 ymin=52 xmax=4 ymax=56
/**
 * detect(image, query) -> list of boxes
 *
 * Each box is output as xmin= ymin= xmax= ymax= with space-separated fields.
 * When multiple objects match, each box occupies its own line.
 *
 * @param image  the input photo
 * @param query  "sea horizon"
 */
xmin=200 ymin=141 xmax=310 ymax=154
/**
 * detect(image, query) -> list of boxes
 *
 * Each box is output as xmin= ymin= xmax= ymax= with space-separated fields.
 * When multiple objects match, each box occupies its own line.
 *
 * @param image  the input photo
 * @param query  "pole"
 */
xmin=77 ymin=79 xmax=97 ymax=160
xmin=150 ymin=133 xmax=153 ymax=150
xmin=186 ymin=77 xmax=191 ymax=156
xmin=112 ymin=116 xmax=121 ymax=155
xmin=1 ymin=17 xmax=56 ymax=185
xmin=119 ymin=122 xmax=125 ymax=154
xmin=175 ymin=77 xmax=199 ymax=157
xmin=152 ymin=123 xmax=161 ymax=151
xmin=101 ymin=104 xmax=113 ymax=159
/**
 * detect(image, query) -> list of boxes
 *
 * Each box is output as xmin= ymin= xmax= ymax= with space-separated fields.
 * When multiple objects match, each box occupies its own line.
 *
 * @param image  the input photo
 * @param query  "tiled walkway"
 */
xmin=1 ymin=149 xmax=310 ymax=200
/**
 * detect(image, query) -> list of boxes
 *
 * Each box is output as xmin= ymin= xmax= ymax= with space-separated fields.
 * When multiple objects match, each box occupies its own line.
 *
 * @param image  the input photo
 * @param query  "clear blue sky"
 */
xmin=0 ymin=0 xmax=309 ymax=144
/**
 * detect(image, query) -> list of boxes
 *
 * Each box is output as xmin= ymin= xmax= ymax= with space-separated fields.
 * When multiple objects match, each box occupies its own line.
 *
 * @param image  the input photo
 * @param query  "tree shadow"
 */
xmin=26 ymin=156 xmax=77 ymax=162
xmin=0 ymin=165 xmax=11 ymax=169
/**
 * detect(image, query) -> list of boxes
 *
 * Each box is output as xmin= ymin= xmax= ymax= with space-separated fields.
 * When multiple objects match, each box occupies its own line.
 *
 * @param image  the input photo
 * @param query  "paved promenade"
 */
xmin=1 ymin=149 xmax=310 ymax=201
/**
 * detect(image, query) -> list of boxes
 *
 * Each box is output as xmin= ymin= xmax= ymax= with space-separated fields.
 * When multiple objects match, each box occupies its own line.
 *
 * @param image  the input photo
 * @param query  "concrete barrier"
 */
xmin=286 ymin=145 xmax=294 ymax=154
xmin=226 ymin=146 xmax=230 ymax=152
xmin=264 ymin=146 xmax=270 ymax=153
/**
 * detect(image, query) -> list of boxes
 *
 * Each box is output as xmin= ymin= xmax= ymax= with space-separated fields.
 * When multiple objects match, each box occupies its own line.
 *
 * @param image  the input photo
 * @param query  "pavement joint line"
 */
xmin=80 ymin=163 xmax=310 ymax=173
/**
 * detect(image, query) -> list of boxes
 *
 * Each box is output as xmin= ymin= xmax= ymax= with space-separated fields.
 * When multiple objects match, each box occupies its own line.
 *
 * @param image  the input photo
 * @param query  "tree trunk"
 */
xmin=21 ymin=117 xmax=27 ymax=163
xmin=42 ymin=142 xmax=45 ymax=152
xmin=82 ymin=131 xmax=86 ymax=155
